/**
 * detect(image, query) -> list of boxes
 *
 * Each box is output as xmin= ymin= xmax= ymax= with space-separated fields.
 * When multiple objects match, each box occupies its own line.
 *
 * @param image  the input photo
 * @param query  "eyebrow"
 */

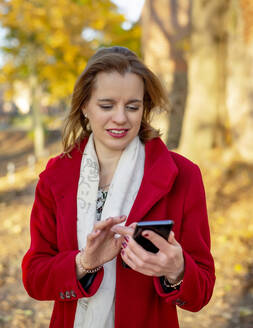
xmin=97 ymin=98 xmax=143 ymax=103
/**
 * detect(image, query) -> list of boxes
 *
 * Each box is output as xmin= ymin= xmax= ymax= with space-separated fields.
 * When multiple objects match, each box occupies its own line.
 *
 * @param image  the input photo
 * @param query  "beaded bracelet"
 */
xmin=76 ymin=251 xmax=103 ymax=274
xmin=163 ymin=277 xmax=183 ymax=289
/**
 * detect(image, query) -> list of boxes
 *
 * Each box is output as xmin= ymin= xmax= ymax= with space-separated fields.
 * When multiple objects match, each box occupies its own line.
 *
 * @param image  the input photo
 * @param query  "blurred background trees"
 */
xmin=180 ymin=0 xmax=253 ymax=163
xmin=142 ymin=0 xmax=253 ymax=163
xmin=0 ymin=0 xmax=140 ymax=157
xmin=225 ymin=0 xmax=253 ymax=162
xmin=142 ymin=0 xmax=191 ymax=148
xmin=179 ymin=0 xmax=230 ymax=160
xmin=1 ymin=0 xmax=252 ymax=163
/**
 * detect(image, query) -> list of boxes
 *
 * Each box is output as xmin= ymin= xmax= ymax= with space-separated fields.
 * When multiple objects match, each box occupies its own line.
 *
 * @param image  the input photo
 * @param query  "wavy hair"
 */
xmin=62 ymin=46 xmax=169 ymax=154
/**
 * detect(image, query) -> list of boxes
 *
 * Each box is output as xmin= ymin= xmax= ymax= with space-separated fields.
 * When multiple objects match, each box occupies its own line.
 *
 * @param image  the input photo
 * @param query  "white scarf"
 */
xmin=74 ymin=134 xmax=145 ymax=328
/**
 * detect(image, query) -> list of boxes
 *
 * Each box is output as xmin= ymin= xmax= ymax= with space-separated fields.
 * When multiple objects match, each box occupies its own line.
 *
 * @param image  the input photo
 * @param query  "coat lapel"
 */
xmin=49 ymin=139 xmax=88 ymax=250
xmin=127 ymin=138 xmax=178 ymax=225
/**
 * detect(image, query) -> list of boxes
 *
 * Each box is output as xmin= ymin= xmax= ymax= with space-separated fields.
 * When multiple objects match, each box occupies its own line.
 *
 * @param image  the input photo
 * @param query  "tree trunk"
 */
xmin=142 ymin=0 xmax=192 ymax=148
xmin=226 ymin=0 xmax=253 ymax=162
xmin=179 ymin=0 xmax=230 ymax=160
xmin=30 ymin=75 xmax=45 ymax=158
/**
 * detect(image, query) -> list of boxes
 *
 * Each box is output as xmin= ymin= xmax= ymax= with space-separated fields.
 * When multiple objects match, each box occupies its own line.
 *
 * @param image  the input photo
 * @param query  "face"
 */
xmin=83 ymin=71 xmax=144 ymax=159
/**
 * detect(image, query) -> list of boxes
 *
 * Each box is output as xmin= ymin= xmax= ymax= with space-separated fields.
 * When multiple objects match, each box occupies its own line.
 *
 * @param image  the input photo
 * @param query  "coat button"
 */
xmin=65 ymin=291 xmax=71 ymax=299
xmin=71 ymin=290 xmax=77 ymax=298
xmin=173 ymin=298 xmax=187 ymax=306
xmin=59 ymin=292 xmax=65 ymax=299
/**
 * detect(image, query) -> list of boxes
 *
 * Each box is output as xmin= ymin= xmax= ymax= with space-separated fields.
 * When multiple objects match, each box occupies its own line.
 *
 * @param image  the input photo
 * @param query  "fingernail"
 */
xmin=122 ymin=242 xmax=127 ymax=248
xmin=124 ymin=236 xmax=129 ymax=242
xmin=121 ymin=250 xmax=125 ymax=256
xmin=143 ymin=233 xmax=149 ymax=237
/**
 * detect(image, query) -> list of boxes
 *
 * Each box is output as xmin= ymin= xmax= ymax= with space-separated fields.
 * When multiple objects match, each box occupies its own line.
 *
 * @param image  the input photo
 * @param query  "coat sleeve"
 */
xmin=153 ymin=164 xmax=215 ymax=312
xmin=22 ymin=171 xmax=104 ymax=302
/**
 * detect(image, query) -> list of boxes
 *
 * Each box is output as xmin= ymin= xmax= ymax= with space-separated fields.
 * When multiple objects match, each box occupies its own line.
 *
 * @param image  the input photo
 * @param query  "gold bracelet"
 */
xmin=163 ymin=277 xmax=183 ymax=289
xmin=82 ymin=265 xmax=103 ymax=274
xmin=77 ymin=251 xmax=103 ymax=274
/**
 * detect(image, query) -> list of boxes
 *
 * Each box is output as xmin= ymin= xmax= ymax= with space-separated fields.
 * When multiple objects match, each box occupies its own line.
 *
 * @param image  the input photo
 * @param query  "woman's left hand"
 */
xmin=111 ymin=224 xmax=184 ymax=283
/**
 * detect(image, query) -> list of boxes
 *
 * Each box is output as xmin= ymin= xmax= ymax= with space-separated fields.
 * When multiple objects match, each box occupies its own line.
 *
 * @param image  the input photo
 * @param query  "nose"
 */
xmin=112 ymin=106 xmax=127 ymax=125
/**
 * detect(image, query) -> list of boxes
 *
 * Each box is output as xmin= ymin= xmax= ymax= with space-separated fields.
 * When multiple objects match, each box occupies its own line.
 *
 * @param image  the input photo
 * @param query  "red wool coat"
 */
xmin=22 ymin=137 xmax=215 ymax=328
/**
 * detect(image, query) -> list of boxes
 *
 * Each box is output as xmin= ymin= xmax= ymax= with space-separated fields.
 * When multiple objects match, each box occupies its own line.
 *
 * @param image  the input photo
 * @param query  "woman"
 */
xmin=22 ymin=46 xmax=215 ymax=328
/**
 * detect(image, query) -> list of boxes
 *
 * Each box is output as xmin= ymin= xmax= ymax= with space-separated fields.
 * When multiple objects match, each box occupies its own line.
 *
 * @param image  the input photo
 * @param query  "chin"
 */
xmin=107 ymin=138 xmax=134 ymax=152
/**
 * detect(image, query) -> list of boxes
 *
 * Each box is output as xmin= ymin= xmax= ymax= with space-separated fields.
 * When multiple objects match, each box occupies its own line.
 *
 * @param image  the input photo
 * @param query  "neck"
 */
xmin=94 ymin=146 xmax=122 ymax=187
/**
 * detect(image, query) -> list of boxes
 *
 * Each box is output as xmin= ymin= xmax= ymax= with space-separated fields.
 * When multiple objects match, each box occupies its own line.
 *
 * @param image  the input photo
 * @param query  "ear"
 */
xmin=82 ymin=108 xmax=88 ymax=118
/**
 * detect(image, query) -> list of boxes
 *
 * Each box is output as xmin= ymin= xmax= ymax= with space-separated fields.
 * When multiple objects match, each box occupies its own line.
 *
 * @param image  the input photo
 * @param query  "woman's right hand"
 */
xmin=77 ymin=216 xmax=126 ymax=278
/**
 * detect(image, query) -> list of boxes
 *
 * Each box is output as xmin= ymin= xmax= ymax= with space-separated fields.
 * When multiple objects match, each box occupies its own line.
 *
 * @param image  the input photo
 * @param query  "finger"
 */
xmin=120 ymin=249 xmax=136 ymax=270
xmin=120 ymin=249 xmax=154 ymax=276
xmin=122 ymin=236 xmax=158 ymax=267
xmin=114 ymin=234 xmax=125 ymax=248
xmin=86 ymin=229 xmax=101 ymax=246
xmin=107 ymin=215 xmax=127 ymax=227
xmin=111 ymin=225 xmax=134 ymax=237
xmin=168 ymin=231 xmax=180 ymax=246
xmin=93 ymin=217 xmax=113 ymax=231
xmin=141 ymin=230 xmax=170 ymax=252
xmin=122 ymin=244 xmax=156 ymax=270
xmin=89 ymin=217 xmax=127 ymax=246
xmin=94 ymin=215 xmax=126 ymax=231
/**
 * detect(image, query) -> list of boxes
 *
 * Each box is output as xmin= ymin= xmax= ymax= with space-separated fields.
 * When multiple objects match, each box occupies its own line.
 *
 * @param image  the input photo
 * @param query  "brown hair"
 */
xmin=62 ymin=46 xmax=169 ymax=154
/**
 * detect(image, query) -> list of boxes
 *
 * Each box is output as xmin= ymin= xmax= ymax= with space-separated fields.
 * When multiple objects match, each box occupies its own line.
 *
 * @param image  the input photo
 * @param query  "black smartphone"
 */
xmin=133 ymin=220 xmax=174 ymax=253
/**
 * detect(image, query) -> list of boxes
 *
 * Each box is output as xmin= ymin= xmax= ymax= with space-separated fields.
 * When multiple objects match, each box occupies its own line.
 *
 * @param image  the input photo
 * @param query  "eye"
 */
xmin=126 ymin=105 xmax=139 ymax=111
xmin=99 ymin=105 xmax=113 ymax=110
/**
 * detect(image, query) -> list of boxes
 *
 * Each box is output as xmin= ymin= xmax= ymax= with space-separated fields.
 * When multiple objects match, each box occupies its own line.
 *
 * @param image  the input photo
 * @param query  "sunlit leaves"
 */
xmin=0 ymin=0 xmax=141 ymax=104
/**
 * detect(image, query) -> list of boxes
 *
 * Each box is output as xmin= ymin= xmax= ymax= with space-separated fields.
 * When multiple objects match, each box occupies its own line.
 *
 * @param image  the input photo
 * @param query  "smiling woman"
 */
xmin=22 ymin=46 xmax=215 ymax=328
xmin=83 ymin=71 xmax=144 ymax=162
xmin=62 ymin=46 xmax=168 ymax=155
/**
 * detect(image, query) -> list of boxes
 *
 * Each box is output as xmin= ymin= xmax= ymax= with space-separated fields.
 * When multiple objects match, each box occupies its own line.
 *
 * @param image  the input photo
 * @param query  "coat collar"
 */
xmin=44 ymin=137 xmax=178 ymax=249
xmin=126 ymin=138 xmax=178 ymax=225
xmin=42 ymin=139 xmax=88 ymax=250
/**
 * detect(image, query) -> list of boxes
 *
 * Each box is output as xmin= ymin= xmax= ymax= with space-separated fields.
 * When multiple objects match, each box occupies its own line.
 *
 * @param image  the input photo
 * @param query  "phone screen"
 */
xmin=133 ymin=220 xmax=174 ymax=253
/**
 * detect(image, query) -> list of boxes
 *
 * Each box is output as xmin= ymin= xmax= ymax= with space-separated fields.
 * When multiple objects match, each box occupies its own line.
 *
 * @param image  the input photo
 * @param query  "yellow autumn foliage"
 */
xmin=0 ymin=0 xmax=141 ymax=105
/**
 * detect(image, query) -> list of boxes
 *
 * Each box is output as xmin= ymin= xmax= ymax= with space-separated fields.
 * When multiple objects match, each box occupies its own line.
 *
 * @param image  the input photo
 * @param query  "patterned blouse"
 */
xmin=96 ymin=188 xmax=108 ymax=221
